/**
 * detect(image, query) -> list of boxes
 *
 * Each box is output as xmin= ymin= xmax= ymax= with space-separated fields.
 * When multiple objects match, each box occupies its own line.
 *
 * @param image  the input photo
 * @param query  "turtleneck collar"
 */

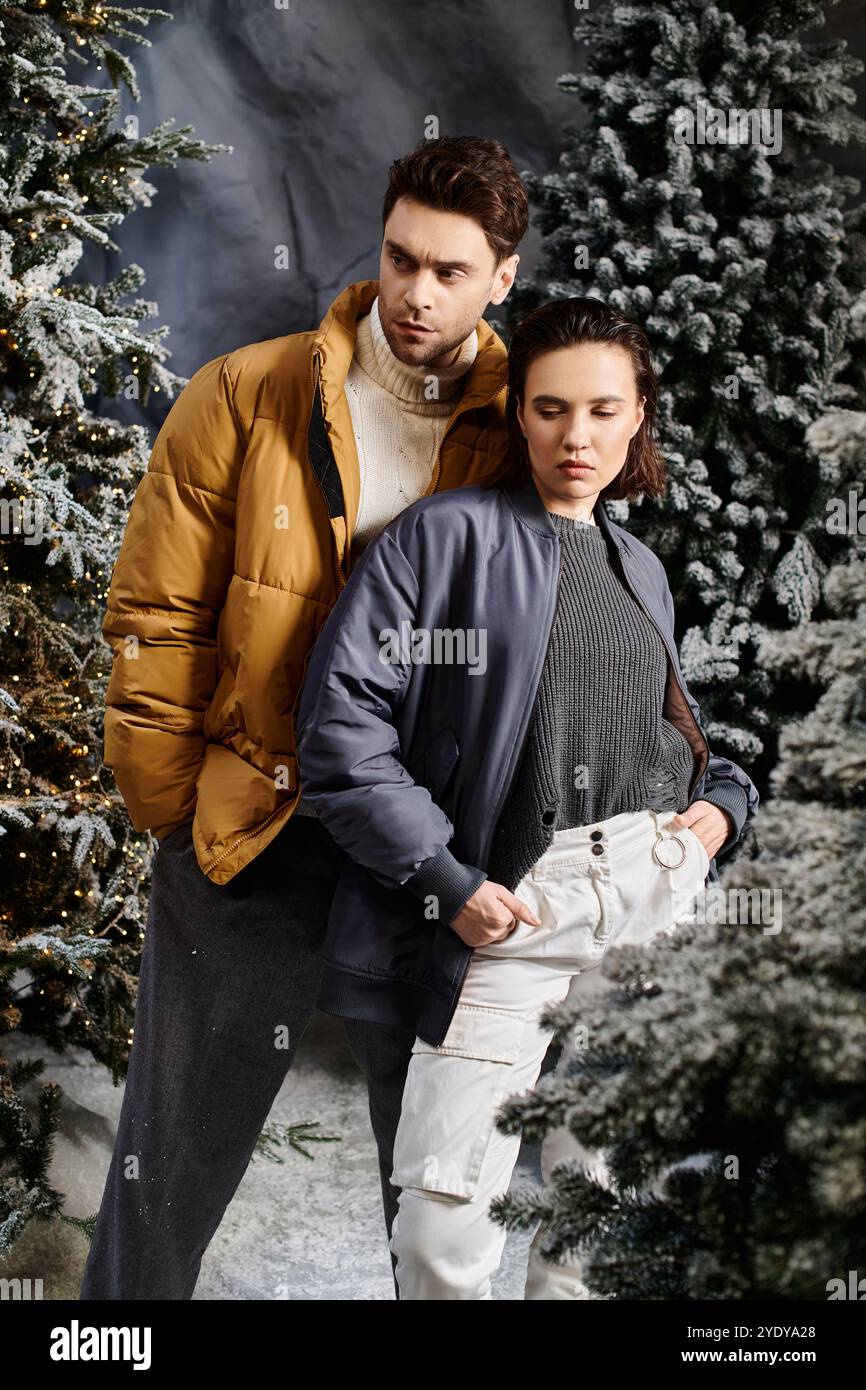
xmin=352 ymin=295 xmax=478 ymax=411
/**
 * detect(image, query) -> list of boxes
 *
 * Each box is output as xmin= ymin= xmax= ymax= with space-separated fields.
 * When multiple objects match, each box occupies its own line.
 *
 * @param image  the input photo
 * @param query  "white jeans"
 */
xmin=388 ymin=805 xmax=710 ymax=1300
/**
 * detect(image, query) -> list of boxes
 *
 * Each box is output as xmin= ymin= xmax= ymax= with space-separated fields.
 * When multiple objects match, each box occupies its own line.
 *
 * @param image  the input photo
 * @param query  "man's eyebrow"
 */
xmin=529 ymin=393 xmax=628 ymax=405
xmin=384 ymin=238 xmax=476 ymax=272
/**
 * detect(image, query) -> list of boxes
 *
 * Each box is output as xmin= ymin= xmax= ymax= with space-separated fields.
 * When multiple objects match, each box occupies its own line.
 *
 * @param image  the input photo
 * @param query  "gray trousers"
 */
xmin=79 ymin=813 xmax=416 ymax=1300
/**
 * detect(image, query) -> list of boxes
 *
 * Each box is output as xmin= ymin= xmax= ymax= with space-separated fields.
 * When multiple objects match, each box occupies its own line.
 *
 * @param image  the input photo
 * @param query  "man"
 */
xmin=79 ymin=134 xmax=527 ymax=1300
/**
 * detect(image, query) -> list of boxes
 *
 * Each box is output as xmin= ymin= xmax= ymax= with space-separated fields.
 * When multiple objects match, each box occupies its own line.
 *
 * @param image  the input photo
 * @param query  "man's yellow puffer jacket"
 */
xmin=101 ymin=279 xmax=509 ymax=884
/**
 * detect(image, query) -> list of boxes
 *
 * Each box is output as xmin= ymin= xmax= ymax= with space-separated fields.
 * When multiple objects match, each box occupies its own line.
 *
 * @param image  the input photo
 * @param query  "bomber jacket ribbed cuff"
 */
xmin=403 ymin=845 xmax=488 ymax=926
xmin=700 ymin=781 xmax=750 ymax=856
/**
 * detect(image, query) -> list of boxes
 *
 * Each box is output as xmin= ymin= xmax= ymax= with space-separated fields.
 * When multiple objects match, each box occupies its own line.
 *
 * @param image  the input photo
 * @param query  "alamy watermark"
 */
xmin=673 ymin=97 xmax=782 ymax=157
xmin=0 ymin=496 xmax=45 ymax=544
xmin=378 ymin=622 xmax=487 ymax=674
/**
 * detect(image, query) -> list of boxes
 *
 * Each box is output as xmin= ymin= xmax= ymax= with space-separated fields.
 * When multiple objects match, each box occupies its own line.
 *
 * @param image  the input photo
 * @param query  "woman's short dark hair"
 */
xmin=382 ymin=136 xmax=529 ymax=265
xmin=488 ymin=297 xmax=667 ymax=502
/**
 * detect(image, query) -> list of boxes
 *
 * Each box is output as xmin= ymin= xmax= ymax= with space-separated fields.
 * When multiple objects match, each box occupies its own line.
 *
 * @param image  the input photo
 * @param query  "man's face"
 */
xmin=377 ymin=197 xmax=518 ymax=369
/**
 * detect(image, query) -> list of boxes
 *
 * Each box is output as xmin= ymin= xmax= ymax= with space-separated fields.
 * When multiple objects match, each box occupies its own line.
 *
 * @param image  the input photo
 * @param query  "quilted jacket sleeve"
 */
xmin=101 ymin=354 xmax=243 ymax=839
xmin=294 ymin=530 xmax=487 ymax=926
xmin=659 ymin=568 xmax=760 ymax=859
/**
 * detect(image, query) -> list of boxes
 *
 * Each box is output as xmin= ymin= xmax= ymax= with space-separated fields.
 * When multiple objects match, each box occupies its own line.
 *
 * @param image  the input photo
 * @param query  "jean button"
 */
xmin=591 ymin=843 xmax=604 ymax=855
xmin=590 ymin=829 xmax=603 ymax=841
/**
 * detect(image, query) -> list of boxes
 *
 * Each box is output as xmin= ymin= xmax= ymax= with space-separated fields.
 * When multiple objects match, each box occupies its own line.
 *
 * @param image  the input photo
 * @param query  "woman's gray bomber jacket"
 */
xmin=295 ymin=473 xmax=760 ymax=1046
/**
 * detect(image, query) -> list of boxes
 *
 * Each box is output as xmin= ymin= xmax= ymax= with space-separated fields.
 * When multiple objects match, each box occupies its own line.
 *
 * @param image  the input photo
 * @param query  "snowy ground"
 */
xmin=3 ymin=1010 xmax=547 ymax=1300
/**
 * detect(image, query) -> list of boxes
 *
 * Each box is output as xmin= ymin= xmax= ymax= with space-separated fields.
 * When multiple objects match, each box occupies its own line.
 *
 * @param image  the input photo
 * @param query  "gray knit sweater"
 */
xmin=402 ymin=507 xmax=749 ymax=922
xmin=485 ymin=509 xmax=696 ymax=892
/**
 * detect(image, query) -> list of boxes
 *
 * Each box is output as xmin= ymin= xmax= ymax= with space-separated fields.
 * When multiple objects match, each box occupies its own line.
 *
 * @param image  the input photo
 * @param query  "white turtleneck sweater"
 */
xmin=295 ymin=295 xmax=478 ymax=817
xmin=345 ymin=295 xmax=478 ymax=561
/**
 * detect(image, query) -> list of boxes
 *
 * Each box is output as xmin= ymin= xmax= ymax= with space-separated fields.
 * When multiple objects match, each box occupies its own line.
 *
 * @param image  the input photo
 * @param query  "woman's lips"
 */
xmin=557 ymin=462 xmax=594 ymax=474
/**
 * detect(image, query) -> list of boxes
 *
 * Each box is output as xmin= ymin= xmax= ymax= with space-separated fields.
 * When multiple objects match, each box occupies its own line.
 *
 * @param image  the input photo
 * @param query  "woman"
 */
xmin=295 ymin=297 xmax=759 ymax=1300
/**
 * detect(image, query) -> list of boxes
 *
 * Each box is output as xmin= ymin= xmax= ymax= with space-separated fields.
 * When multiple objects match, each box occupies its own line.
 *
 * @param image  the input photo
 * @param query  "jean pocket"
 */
xmin=390 ymin=1003 xmax=526 ymax=1201
xmin=680 ymin=824 xmax=710 ymax=879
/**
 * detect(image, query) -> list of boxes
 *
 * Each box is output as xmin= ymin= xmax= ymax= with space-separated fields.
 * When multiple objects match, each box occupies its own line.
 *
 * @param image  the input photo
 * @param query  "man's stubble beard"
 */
xmin=378 ymin=297 xmax=487 ymax=370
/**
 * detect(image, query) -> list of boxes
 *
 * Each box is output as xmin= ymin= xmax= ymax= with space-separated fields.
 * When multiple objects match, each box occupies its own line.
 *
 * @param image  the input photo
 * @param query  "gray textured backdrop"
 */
xmin=84 ymin=0 xmax=866 ymax=424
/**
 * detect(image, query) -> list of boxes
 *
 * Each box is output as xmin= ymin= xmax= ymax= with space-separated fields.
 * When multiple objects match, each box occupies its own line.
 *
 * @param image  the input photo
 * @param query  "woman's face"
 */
xmin=515 ymin=342 xmax=645 ymax=514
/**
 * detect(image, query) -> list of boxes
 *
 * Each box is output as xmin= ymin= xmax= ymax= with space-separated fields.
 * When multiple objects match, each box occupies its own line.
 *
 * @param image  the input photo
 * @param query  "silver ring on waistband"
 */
xmin=652 ymin=829 xmax=687 ymax=869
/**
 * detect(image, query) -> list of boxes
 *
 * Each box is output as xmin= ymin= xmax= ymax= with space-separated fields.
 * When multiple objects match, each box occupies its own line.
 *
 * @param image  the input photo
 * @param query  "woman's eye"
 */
xmin=537 ymin=410 xmax=617 ymax=420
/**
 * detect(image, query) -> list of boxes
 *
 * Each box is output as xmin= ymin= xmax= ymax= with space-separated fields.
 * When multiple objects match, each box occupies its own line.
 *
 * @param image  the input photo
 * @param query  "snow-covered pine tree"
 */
xmin=506 ymin=0 xmax=866 ymax=815
xmin=0 ymin=0 xmax=229 ymax=1253
xmin=487 ymin=0 xmax=866 ymax=1299
xmin=490 ymin=402 xmax=866 ymax=1299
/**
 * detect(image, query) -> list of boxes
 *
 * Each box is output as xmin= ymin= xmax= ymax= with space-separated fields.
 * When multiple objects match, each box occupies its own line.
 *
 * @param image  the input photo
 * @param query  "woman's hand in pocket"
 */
xmin=450 ymin=881 xmax=541 ymax=948
xmin=669 ymin=801 xmax=733 ymax=862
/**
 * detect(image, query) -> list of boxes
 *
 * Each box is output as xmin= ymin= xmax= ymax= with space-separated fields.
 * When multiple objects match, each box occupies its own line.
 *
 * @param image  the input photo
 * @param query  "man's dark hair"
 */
xmin=382 ymin=136 xmax=529 ymax=265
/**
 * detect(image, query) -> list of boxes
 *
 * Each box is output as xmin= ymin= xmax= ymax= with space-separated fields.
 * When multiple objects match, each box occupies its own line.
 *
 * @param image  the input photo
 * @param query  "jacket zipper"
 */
xmin=615 ymin=545 xmax=710 ymax=801
xmin=447 ymin=540 xmax=563 ymax=1007
xmin=202 ymin=801 xmax=288 ymax=875
xmin=482 ymin=542 xmax=564 ymax=865
xmin=427 ymin=385 xmax=507 ymax=495
xmin=309 ymin=347 xmax=350 ymax=590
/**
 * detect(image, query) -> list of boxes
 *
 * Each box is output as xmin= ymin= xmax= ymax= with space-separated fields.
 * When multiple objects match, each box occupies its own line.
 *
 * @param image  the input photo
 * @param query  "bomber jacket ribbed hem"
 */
xmin=317 ymin=962 xmax=434 ymax=1032
xmin=699 ymin=780 xmax=750 ymax=856
xmin=402 ymin=845 xmax=488 ymax=926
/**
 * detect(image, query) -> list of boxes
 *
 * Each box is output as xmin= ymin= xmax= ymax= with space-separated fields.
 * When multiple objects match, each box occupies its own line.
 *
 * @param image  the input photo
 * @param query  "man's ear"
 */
xmin=490 ymin=253 xmax=519 ymax=305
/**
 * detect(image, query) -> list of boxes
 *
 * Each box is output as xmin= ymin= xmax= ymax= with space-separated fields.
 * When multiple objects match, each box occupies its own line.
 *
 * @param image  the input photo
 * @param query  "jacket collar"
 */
xmin=313 ymin=279 xmax=507 ymax=410
xmin=503 ymin=471 xmax=628 ymax=556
